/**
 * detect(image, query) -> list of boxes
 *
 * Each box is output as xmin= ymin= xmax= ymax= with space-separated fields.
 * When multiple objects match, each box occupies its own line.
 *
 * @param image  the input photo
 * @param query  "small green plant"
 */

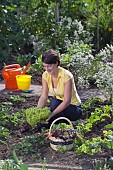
xmin=0 ymin=109 xmax=25 ymax=128
xmin=0 ymin=150 xmax=28 ymax=170
xmin=9 ymin=95 xmax=26 ymax=102
xmin=14 ymin=135 xmax=47 ymax=158
xmin=81 ymin=96 xmax=103 ymax=118
xmin=105 ymin=121 xmax=113 ymax=129
xmin=0 ymin=101 xmax=13 ymax=108
xmin=108 ymin=157 xmax=113 ymax=169
xmin=57 ymin=145 xmax=68 ymax=153
xmin=11 ymin=110 xmax=26 ymax=126
xmin=0 ymin=126 xmax=10 ymax=143
xmin=41 ymin=158 xmax=48 ymax=170
xmin=76 ymin=105 xmax=111 ymax=136
xmin=93 ymin=159 xmax=108 ymax=170
xmin=25 ymin=107 xmax=50 ymax=128
xmin=74 ymin=137 xmax=103 ymax=156
xmin=102 ymin=130 xmax=113 ymax=150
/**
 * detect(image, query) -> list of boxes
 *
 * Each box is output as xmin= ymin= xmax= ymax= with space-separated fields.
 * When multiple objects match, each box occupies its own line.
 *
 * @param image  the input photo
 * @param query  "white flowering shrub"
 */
xmin=29 ymin=16 xmax=113 ymax=98
xmin=61 ymin=43 xmax=113 ymax=93
xmin=61 ymin=43 xmax=97 ymax=89
xmin=29 ymin=17 xmax=93 ymax=53
xmin=54 ymin=17 xmax=93 ymax=51
xmin=57 ymin=17 xmax=93 ymax=49
xmin=96 ymin=44 xmax=113 ymax=63
xmin=94 ymin=63 xmax=113 ymax=102
xmin=77 ymin=77 xmax=89 ymax=89
xmin=94 ymin=44 xmax=113 ymax=102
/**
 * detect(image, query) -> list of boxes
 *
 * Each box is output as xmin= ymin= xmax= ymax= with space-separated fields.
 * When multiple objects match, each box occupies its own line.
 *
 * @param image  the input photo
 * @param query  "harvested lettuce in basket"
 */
xmin=50 ymin=123 xmax=76 ymax=141
xmin=52 ymin=123 xmax=72 ymax=130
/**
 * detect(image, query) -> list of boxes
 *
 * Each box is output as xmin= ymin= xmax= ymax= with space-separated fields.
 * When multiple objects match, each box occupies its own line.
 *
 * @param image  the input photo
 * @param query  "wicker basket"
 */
xmin=48 ymin=117 xmax=76 ymax=151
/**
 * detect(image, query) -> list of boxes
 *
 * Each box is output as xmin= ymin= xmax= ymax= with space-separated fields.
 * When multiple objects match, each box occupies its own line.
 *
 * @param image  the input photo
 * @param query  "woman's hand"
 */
xmin=46 ymin=114 xmax=52 ymax=121
xmin=46 ymin=112 xmax=54 ymax=121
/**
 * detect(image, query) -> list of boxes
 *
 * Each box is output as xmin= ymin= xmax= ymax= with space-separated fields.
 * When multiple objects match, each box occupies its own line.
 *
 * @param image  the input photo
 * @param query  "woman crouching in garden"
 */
xmin=37 ymin=49 xmax=82 ymax=127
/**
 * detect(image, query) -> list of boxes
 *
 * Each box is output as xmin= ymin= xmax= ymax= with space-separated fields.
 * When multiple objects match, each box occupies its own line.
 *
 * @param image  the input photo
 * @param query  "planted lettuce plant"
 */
xmin=25 ymin=107 xmax=50 ymax=128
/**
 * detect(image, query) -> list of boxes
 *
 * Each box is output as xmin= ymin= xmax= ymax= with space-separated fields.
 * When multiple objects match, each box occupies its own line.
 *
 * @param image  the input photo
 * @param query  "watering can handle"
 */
xmin=3 ymin=64 xmax=21 ymax=70
xmin=2 ymin=64 xmax=21 ymax=80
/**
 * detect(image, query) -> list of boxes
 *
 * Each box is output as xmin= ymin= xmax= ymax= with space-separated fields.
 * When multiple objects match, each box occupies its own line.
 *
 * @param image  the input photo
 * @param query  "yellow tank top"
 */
xmin=42 ymin=66 xmax=81 ymax=106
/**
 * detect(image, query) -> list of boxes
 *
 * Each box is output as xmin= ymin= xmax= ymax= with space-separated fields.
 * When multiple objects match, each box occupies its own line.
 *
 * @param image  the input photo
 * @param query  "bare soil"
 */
xmin=0 ymin=84 xmax=112 ymax=170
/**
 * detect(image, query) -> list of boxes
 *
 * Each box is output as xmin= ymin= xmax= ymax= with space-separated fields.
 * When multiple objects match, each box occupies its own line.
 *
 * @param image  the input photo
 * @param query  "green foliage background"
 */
xmin=0 ymin=0 xmax=113 ymax=69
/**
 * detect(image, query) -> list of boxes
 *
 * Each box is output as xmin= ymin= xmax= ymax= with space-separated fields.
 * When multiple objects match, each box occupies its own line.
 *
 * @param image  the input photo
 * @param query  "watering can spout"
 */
xmin=22 ymin=63 xmax=31 ymax=75
xmin=22 ymin=56 xmax=37 ymax=75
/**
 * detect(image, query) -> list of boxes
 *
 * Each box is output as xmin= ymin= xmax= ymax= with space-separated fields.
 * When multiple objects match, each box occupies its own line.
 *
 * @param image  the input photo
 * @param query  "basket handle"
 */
xmin=49 ymin=117 xmax=74 ymax=135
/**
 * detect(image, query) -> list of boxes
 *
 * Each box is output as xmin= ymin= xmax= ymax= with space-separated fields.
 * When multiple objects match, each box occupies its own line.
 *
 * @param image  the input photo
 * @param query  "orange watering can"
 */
xmin=2 ymin=56 xmax=37 ymax=90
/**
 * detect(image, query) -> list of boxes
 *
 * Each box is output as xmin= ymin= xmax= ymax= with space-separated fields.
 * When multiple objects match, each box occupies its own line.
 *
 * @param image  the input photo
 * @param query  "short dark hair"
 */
xmin=42 ymin=49 xmax=60 ymax=66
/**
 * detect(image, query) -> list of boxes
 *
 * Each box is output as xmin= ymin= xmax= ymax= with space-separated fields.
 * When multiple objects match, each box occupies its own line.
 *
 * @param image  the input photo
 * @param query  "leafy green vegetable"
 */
xmin=25 ymin=107 xmax=50 ymax=128
xmin=105 ymin=121 xmax=113 ymax=129
xmin=52 ymin=123 xmax=72 ymax=130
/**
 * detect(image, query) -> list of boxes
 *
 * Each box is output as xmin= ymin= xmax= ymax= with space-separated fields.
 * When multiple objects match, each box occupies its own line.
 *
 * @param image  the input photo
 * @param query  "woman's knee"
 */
xmin=75 ymin=106 xmax=82 ymax=120
xmin=77 ymin=105 xmax=82 ymax=115
xmin=64 ymin=105 xmax=82 ymax=121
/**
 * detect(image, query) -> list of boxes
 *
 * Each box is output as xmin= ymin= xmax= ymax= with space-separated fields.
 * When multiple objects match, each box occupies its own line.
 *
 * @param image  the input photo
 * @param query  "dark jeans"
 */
xmin=48 ymin=98 xmax=82 ymax=126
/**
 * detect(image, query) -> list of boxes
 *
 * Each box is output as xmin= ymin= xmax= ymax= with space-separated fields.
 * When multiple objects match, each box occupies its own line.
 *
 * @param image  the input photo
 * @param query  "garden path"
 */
xmin=0 ymin=81 xmax=107 ymax=102
xmin=0 ymin=81 xmax=42 ymax=96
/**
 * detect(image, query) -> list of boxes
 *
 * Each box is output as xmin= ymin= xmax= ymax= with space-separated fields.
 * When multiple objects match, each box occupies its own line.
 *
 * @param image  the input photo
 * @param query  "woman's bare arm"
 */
xmin=37 ymin=77 xmax=49 ymax=108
